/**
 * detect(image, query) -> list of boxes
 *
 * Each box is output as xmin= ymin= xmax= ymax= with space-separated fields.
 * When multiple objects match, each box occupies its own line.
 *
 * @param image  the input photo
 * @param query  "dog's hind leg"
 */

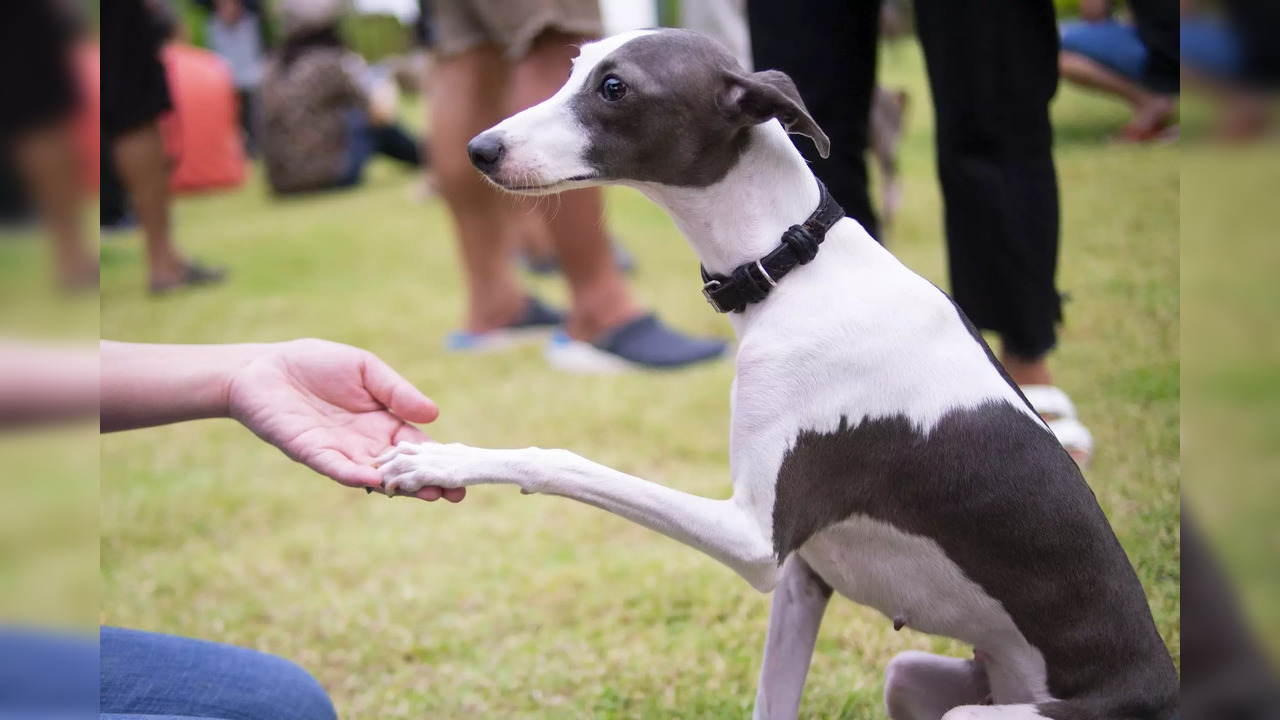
xmin=884 ymin=651 xmax=991 ymax=720
xmin=378 ymin=442 xmax=781 ymax=591
xmin=752 ymin=556 xmax=832 ymax=720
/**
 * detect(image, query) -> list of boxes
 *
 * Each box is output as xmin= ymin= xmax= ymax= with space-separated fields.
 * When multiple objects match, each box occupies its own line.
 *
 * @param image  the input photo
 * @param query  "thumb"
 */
xmin=361 ymin=354 xmax=439 ymax=424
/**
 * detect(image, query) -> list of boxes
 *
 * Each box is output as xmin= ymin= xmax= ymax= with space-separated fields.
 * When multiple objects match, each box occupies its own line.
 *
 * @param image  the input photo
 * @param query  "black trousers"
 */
xmin=749 ymin=0 xmax=1063 ymax=359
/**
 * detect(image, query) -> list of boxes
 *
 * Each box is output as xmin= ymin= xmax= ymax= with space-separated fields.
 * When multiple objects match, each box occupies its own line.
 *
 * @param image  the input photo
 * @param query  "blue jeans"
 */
xmin=1060 ymin=20 xmax=1154 ymax=87
xmin=336 ymin=108 xmax=423 ymax=189
xmin=100 ymin=627 xmax=338 ymax=720
xmin=1181 ymin=19 xmax=1244 ymax=81
xmin=0 ymin=627 xmax=98 ymax=717
xmin=337 ymin=108 xmax=376 ymax=188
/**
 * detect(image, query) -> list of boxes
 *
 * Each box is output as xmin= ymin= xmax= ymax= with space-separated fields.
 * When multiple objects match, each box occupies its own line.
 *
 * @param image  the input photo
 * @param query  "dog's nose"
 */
xmin=467 ymin=135 xmax=505 ymax=174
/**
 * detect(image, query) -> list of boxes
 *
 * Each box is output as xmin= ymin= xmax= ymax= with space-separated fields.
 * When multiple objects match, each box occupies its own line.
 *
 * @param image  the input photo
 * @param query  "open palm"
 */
xmin=226 ymin=339 xmax=463 ymax=502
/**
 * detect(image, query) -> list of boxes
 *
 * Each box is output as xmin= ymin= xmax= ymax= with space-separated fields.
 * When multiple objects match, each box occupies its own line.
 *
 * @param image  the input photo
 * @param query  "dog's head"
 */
xmin=467 ymin=29 xmax=828 ymax=195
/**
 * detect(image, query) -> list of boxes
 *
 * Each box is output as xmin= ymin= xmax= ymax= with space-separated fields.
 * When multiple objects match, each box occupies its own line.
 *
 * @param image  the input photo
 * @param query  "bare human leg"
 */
xmin=431 ymin=45 xmax=530 ymax=333
xmin=998 ymin=350 xmax=1053 ymax=388
xmin=112 ymin=121 xmax=223 ymax=293
xmin=508 ymin=31 xmax=639 ymax=341
xmin=1059 ymin=52 xmax=1176 ymax=137
xmin=13 ymin=120 xmax=96 ymax=290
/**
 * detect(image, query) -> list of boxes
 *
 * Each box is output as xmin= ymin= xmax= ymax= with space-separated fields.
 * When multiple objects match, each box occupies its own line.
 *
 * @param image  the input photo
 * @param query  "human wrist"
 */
xmin=215 ymin=342 xmax=274 ymax=420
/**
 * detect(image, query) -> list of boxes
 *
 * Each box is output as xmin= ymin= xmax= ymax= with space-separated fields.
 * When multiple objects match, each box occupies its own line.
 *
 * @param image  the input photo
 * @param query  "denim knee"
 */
xmin=101 ymin=627 xmax=337 ymax=720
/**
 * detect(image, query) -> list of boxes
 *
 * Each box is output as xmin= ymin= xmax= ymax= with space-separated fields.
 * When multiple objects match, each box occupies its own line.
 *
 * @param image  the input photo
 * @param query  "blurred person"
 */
xmin=258 ymin=0 xmax=424 ymax=195
xmin=102 ymin=0 xmax=227 ymax=294
xmin=749 ymin=0 xmax=1093 ymax=463
xmin=100 ymin=338 xmax=460 ymax=718
xmin=428 ymin=0 xmax=727 ymax=370
xmin=0 ymin=1 xmax=96 ymax=290
xmin=208 ymin=0 xmax=265 ymax=155
xmin=1059 ymin=0 xmax=1180 ymax=141
xmin=683 ymin=0 xmax=752 ymax=70
xmin=1182 ymin=0 xmax=1278 ymax=142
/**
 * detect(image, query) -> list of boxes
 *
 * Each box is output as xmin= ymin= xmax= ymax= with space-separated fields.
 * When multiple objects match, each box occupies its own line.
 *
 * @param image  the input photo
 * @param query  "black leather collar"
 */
xmin=700 ymin=179 xmax=845 ymax=314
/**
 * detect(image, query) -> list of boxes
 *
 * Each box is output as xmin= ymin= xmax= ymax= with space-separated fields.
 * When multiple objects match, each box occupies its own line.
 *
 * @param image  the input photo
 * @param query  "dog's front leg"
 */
xmin=753 ymin=555 xmax=831 ymax=720
xmin=378 ymin=442 xmax=780 ymax=591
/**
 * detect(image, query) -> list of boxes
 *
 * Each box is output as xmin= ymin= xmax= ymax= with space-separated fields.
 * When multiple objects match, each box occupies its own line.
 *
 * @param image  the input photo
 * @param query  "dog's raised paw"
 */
xmin=376 ymin=442 xmax=490 ymax=496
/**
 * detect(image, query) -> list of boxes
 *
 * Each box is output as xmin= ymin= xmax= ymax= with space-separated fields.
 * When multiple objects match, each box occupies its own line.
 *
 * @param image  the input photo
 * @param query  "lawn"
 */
xmin=99 ymin=45 xmax=1179 ymax=719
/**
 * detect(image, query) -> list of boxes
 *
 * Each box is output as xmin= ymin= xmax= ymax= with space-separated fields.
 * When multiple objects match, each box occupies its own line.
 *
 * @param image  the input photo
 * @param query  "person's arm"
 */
xmin=101 ymin=339 xmax=462 ymax=501
xmin=100 ymin=340 xmax=257 ymax=431
xmin=0 ymin=343 xmax=98 ymax=429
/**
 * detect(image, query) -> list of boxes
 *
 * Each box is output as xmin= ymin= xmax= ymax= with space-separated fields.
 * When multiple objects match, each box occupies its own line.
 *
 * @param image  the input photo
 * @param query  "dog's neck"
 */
xmin=633 ymin=121 xmax=821 ymax=278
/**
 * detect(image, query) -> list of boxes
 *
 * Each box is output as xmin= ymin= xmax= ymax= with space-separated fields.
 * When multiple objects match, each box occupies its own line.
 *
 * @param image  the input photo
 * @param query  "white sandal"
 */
xmin=1020 ymin=385 xmax=1094 ymax=468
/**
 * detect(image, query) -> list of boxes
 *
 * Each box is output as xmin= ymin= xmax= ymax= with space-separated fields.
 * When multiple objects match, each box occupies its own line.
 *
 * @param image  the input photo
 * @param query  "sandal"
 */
xmin=445 ymin=295 xmax=564 ymax=353
xmin=1114 ymin=117 xmax=1179 ymax=144
xmin=149 ymin=260 xmax=227 ymax=296
xmin=1021 ymin=385 xmax=1094 ymax=468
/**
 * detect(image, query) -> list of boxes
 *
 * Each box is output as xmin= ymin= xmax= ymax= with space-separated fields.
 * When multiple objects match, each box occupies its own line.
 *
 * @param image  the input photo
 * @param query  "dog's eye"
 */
xmin=600 ymin=76 xmax=627 ymax=102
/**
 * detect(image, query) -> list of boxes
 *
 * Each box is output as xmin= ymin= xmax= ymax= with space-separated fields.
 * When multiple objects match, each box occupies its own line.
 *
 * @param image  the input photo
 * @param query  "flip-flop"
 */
xmin=545 ymin=313 xmax=727 ymax=374
xmin=149 ymin=261 xmax=227 ymax=296
xmin=1114 ymin=118 xmax=1179 ymax=144
xmin=445 ymin=296 xmax=564 ymax=353
xmin=1021 ymin=385 xmax=1094 ymax=468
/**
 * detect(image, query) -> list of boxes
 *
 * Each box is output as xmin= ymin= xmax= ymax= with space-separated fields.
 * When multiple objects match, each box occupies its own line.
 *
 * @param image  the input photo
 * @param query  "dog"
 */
xmin=377 ymin=29 xmax=1178 ymax=720
xmin=870 ymin=86 xmax=909 ymax=241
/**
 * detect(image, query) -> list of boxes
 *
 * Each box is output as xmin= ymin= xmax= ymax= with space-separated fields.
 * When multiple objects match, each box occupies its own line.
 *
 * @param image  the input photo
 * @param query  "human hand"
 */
xmin=226 ymin=339 xmax=464 ymax=502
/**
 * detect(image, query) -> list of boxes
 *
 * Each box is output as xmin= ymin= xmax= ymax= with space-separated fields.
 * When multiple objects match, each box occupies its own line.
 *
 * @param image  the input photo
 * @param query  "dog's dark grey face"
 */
xmin=467 ymin=29 xmax=828 ymax=194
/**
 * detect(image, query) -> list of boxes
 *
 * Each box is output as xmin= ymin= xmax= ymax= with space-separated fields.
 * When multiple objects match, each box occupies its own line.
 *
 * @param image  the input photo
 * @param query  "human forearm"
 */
xmin=99 ymin=341 xmax=261 ymax=432
xmin=0 ymin=343 xmax=98 ymax=429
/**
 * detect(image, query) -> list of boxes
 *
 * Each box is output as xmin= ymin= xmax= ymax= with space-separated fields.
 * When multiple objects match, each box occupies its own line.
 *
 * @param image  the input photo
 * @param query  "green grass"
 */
xmin=99 ymin=46 xmax=1178 ymax=718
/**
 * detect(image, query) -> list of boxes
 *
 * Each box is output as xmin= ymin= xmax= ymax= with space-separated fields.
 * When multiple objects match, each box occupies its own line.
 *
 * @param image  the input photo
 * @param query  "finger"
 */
xmin=362 ymin=355 xmax=439 ymax=424
xmin=373 ymin=446 xmax=401 ymax=466
xmin=392 ymin=423 xmax=430 ymax=445
xmin=310 ymin=449 xmax=382 ymax=489
xmin=410 ymin=486 xmax=443 ymax=501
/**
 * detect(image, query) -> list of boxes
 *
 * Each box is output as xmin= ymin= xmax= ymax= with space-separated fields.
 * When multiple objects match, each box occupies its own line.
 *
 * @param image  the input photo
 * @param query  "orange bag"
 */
xmin=160 ymin=44 xmax=246 ymax=194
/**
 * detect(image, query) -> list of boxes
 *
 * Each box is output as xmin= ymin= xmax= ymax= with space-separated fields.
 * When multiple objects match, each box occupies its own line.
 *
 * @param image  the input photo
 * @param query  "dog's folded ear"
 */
xmin=720 ymin=70 xmax=831 ymax=158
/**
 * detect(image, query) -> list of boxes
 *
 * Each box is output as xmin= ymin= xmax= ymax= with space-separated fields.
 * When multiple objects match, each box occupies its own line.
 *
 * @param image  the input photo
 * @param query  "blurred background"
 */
xmin=0 ymin=0 xmax=1275 ymax=717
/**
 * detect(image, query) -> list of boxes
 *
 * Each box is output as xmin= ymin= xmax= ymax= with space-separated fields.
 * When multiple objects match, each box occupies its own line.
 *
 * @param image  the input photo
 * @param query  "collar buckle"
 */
xmin=701 ymin=279 xmax=727 ymax=314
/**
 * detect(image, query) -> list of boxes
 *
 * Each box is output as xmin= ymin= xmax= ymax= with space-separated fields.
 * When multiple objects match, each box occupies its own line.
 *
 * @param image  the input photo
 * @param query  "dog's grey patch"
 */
xmin=566 ymin=29 xmax=826 ymax=188
xmin=772 ymin=404 xmax=1177 ymax=718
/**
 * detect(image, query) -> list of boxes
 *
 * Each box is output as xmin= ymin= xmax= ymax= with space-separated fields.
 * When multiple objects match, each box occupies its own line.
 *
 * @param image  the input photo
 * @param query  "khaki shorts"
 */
xmin=435 ymin=0 xmax=603 ymax=61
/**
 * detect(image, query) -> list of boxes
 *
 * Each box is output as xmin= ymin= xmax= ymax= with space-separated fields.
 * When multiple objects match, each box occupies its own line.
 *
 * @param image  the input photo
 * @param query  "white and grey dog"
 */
xmin=378 ymin=30 xmax=1177 ymax=720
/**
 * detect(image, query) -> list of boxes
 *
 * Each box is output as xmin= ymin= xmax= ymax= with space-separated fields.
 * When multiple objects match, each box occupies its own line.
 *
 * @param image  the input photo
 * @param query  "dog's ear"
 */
xmin=720 ymin=70 xmax=831 ymax=158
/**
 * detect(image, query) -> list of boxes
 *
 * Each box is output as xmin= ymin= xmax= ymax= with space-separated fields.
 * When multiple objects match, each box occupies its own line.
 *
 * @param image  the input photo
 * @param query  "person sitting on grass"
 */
xmin=1180 ymin=0 xmax=1277 ymax=142
xmin=258 ymin=0 xmax=425 ymax=195
xmin=1058 ymin=0 xmax=1180 ymax=142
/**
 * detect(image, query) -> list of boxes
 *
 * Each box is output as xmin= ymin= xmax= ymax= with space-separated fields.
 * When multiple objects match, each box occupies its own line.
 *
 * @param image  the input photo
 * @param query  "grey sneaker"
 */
xmin=545 ymin=314 xmax=728 ymax=373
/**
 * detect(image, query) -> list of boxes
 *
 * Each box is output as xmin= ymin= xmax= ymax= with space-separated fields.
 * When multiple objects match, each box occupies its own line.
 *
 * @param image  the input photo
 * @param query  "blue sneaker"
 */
xmin=545 ymin=314 xmax=728 ymax=373
xmin=446 ymin=296 xmax=564 ymax=353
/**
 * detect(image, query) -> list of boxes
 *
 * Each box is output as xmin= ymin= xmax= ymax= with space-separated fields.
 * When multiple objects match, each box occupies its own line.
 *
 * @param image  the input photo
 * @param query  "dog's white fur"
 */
xmin=379 ymin=33 xmax=1056 ymax=720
